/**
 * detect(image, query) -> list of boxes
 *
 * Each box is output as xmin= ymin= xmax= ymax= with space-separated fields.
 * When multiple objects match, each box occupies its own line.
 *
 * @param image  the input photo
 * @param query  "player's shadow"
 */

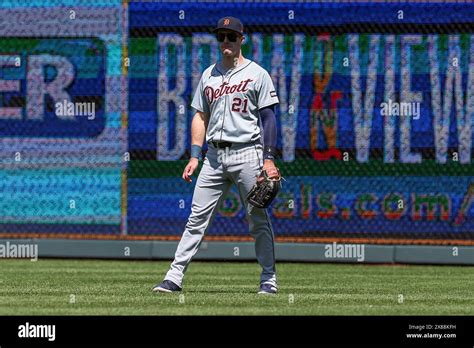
xmin=186 ymin=288 xmax=255 ymax=294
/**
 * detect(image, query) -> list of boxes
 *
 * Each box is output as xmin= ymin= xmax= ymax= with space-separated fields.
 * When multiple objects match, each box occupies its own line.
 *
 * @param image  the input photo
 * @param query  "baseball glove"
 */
xmin=246 ymin=169 xmax=281 ymax=209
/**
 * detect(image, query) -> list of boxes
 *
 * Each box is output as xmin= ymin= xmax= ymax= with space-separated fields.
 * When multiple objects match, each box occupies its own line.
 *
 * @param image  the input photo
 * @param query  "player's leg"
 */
xmin=228 ymin=143 xmax=278 ymax=292
xmin=154 ymin=148 xmax=231 ymax=291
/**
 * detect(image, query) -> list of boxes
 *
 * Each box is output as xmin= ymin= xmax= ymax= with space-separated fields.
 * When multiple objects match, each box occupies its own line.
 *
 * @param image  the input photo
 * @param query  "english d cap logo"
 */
xmin=213 ymin=16 xmax=244 ymax=34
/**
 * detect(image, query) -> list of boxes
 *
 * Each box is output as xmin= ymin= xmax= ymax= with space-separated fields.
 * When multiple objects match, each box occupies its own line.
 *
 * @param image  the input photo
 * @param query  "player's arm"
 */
xmin=191 ymin=111 xmax=209 ymax=148
xmin=259 ymin=105 xmax=279 ymax=178
xmin=183 ymin=111 xmax=208 ymax=183
xmin=256 ymin=69 xmax=279 ymax=178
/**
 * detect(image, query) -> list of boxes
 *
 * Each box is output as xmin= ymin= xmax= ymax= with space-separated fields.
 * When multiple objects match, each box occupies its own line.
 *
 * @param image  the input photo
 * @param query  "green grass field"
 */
xmin=1 ymin=259 xmax=473 ymax=315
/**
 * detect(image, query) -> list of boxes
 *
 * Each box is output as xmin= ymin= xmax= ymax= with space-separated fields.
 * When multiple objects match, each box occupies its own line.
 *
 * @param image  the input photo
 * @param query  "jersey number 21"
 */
xmin=231 ymin=97 xmax=248 ymax=113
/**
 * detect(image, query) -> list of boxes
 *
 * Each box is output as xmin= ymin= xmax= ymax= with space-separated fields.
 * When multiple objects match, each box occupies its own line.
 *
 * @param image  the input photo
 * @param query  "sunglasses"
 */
xmin=216 ymin=32 xmax=240 ymax=43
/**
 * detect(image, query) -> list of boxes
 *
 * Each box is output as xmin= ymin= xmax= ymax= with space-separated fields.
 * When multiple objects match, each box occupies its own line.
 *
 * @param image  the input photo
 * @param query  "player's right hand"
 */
xmin=182 ymin=158 xmax=199 ymax=183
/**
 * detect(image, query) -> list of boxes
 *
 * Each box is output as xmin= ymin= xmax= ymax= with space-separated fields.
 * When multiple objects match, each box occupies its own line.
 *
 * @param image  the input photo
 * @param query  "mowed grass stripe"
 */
xmin=0 ymin=259 xmax=473 ymax=315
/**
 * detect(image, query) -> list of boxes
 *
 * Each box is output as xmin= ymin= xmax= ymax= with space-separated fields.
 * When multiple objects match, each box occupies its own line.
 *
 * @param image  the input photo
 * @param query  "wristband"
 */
xmin=191 ymin=144 xmax=202 ymax=159
xmin=263 ymin=146 xmax=277 ymax=160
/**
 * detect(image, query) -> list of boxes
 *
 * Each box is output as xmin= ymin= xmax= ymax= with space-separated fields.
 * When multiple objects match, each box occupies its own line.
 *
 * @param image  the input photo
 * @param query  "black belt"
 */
xmin=209 ymin=141 xmax=233 ymax=149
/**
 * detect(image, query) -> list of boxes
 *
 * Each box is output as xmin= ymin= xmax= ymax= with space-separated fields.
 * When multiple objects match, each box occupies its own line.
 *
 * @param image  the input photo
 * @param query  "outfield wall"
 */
xmin=0 ymin=1 xmax=473 ymax=249
xmin=2 ymin=239 xmax=474 ymax=265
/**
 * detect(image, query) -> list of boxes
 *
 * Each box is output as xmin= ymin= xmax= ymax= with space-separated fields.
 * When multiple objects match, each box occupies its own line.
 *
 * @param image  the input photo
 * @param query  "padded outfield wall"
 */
xmin=0 ymin=1 xmax=473 ymax=248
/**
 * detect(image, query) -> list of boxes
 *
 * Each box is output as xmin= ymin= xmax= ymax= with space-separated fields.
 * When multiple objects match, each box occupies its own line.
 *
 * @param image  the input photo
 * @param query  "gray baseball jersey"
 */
xmin=191 ymin=58 xmax=279 ymax=143
xmin=159 ymin=58 xmax=279 ymax=292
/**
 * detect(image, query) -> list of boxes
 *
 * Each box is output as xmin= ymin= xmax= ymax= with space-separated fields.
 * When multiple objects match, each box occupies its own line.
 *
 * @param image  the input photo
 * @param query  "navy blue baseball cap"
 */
xmin=212 ymin=17 xmax=244 ymax=35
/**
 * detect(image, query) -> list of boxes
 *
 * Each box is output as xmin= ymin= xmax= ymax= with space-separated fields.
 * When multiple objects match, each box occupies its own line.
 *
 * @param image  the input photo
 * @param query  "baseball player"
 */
xmin=153 ymin=16 xmax=280 ymax=294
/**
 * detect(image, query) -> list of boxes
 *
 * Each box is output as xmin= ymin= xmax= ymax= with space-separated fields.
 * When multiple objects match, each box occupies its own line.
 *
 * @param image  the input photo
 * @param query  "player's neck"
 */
xmin=220 ymin=54 xmax=245 ymax=72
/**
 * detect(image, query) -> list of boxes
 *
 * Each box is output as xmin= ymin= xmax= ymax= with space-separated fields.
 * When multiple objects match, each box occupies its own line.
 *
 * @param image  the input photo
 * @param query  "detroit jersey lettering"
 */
xmin=191 ymin=58 xmax=279 ymax=144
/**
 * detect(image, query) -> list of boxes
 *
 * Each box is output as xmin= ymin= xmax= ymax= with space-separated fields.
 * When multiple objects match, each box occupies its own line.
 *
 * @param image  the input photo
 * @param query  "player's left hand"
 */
xmin=260 ymin=160 xmax=279 ymax=182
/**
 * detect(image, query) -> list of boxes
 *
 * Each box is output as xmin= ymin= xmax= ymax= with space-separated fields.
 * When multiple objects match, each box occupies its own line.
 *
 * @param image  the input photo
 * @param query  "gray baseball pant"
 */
xmin=164 ymin=142 xmax=277 ymax=288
